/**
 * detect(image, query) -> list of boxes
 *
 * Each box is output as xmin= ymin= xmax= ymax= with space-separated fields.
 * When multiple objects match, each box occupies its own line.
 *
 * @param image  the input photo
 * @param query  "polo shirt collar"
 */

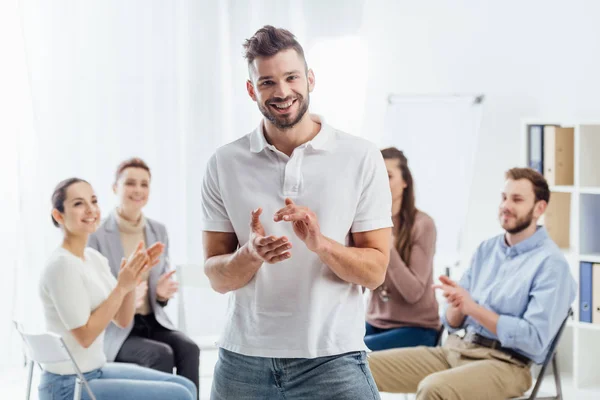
xmin=249 ymin=114 xmax=334 ymax=153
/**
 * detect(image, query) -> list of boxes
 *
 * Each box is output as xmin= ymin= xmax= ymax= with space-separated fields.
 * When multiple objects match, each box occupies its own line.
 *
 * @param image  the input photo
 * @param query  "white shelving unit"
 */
xmin=524 ymin=120 xmax=600 ymax=392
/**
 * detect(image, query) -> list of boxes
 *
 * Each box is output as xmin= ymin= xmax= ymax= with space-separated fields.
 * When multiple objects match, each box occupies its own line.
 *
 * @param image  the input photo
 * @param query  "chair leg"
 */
xmin=25 ymin=360 xmax=34 ymax=400
xmin=73 ymin=378 xmax=82 ymax=400
xmin=81 ymin=378 xmax=97 ymax=400
xmin=552 ymin=355 xmax=562 ymax=400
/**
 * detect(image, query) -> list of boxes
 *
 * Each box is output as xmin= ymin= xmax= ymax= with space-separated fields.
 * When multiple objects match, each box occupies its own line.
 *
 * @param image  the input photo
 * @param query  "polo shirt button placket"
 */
xmin=284 ymin=152 xmax=302 ymax=196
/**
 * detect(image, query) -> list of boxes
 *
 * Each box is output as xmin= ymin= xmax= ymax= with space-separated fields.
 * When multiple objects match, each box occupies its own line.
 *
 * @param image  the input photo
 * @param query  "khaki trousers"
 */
xmin=367 ymin=334 xmax=532 ymax=400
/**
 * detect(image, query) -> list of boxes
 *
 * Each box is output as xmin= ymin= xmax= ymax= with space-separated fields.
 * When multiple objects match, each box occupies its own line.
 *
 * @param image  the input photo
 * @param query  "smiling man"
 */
xmin=200 ymin=26 xmax=392 ymax=399
xmin=368 ymin=167 xmax=576 ymax=400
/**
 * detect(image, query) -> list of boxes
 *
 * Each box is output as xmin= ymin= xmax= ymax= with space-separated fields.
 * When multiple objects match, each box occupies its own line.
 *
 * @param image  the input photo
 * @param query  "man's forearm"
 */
xmin=467 ymin=304 xmax=499 ymax=335
xmin=315 ymin=236 xmax=388 ymax=290
xmin=204 ymin=243 xmax=263 ymax=294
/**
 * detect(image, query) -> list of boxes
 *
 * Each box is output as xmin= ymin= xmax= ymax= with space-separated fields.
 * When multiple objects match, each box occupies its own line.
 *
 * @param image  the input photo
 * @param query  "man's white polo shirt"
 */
xmin=201 ymin=114 xmax=392 ymax=358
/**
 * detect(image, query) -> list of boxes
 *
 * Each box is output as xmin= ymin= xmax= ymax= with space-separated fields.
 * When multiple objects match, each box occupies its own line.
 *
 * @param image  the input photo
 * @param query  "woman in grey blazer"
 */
xmin=88 ymin=158 xmax=199 ymax=395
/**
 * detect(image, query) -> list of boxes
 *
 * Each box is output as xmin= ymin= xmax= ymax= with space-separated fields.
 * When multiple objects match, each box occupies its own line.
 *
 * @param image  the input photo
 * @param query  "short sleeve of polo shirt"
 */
xmin=351 ymin=144 xmax=393 ymax=233
xmin=201 ymin=153 xmax=235 ymax=232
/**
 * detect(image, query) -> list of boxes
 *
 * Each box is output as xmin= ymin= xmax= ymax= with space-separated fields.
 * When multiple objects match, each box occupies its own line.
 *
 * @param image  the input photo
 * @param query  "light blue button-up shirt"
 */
xmin=441 ymin=226 xmax=576 ymax=364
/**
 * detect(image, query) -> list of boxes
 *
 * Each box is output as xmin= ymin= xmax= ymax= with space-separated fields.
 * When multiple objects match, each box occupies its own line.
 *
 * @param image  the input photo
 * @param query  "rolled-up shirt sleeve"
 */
xmin=496 ymin=256 xmax=575 ymax=357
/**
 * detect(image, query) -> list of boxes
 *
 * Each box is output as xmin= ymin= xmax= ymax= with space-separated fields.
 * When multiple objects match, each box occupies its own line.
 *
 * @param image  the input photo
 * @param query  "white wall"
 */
xmin=11 ymin=0 xmax=600 ymax=346
xmin=12 ymin=0 xmax=365 ymax=344
xmin=360 ymin=0 xmax=600 ymax=263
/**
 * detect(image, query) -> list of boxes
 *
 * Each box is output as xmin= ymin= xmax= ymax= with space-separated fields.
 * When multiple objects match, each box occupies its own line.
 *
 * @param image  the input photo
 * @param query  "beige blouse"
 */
xmin=366 ymin=211 xmax=440 ymax=330
xmin=115 ymin=210 xmax=151 ymax=315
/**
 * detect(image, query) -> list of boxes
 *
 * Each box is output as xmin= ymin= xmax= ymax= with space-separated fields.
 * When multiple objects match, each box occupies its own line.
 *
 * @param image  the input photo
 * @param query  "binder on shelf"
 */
xmin=528 ymin=125 xmax=544 ymax=174
xmin=544 ymin=191 xmax=570 ymax=248
xmin=593 ymin=264 xmax=600 ymax=324
xmin=543 ymin=126 xmax=574 ymax=186
xmin=580 ymin=262 xmax=593 ymax=323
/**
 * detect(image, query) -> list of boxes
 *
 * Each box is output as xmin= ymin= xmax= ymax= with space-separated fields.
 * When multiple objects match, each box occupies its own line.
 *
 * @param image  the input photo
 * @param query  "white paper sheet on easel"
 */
xmin=381 ymin=94 xmax=484 ymax=272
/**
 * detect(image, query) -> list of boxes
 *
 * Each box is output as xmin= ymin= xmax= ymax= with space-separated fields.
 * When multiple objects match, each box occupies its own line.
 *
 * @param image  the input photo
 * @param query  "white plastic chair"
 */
xmin=13 ymin=321 xmax=96 ymax=400
xmin=176 ymin=263 xmax=220 ymax=345
xmin=175 ymin=264 xmax=223 ymax=380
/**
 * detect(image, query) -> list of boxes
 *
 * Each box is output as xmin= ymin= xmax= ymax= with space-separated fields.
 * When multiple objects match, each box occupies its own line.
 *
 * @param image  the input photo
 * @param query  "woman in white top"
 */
xmin=38 ymin=178 xmax=196 ymax=400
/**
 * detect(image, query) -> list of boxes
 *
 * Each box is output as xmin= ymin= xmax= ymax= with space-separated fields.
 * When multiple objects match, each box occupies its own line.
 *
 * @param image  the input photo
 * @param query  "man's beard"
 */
xmin=258 ymin=91 xmax=310 ymax=130
xmin=502 ymin=207 xmax=535 ymax=234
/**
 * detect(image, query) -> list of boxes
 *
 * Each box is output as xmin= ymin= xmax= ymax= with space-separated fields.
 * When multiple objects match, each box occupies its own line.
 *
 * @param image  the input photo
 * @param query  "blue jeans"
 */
xmin=38 ymin=362 xmax=196 ymax=400
xmin=364 ymin=322 xmax=438 ymax=351
xmin=211 ymin=348 xmax=381 ymax=400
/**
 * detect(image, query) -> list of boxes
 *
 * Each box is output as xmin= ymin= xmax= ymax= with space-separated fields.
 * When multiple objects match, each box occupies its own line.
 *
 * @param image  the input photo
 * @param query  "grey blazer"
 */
xmin=88 ymin=212 xmax=175 ymax=362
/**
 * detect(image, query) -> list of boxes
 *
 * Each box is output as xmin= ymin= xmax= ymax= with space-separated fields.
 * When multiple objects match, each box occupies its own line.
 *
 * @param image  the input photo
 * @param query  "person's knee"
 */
xmin=364 ymin=335 xmax=377 ymax=352
xmin=183 ymin=340 xmax=200 ymax=360
xmin=146 ymin=342 xmax=175 ymax=372
xmin=168 ymin=384 xmax=195 ymax=400
xmin=177 ymin=376 xmax=198 ymax=398
xmin=416 ymin=374 xmax=451 ymax=400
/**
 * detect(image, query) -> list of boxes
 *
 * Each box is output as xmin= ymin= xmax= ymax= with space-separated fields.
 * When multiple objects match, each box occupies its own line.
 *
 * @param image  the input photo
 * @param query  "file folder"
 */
xmin=593 ymin=263 xmax=600 ymax=324
xmin=580 ymin=262 xmax=593 ymax=323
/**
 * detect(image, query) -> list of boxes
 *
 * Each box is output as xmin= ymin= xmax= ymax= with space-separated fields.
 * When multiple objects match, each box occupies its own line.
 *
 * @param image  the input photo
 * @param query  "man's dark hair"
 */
xmin=243 ymin=25 xmax=307 ymax=74
xmin=505 ymin=167 xmax=551 ymax=203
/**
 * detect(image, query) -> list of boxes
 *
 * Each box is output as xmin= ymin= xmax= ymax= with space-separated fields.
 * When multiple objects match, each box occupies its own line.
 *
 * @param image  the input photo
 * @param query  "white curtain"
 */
xmin=3 ymin=0 xmax=368 ymax=370
xmin=0 ymin=0 xmax=38 ymax=371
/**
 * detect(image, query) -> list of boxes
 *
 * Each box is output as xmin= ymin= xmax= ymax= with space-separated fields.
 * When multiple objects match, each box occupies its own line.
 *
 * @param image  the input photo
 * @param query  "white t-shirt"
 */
xmin=201 ymin=115 xmax=392 ymax=358
xmin=39 ymin=247 xmax=117 ymax=374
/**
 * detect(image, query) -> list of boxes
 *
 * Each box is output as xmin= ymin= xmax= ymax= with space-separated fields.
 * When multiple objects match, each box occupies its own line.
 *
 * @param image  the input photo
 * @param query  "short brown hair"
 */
xmin=505 ymin=167 xmax=550 ymax=203
xmin=115 ymin=157 xmax=151 ymax=184
xmin=243 ymin=25 xmax=307 ymax=72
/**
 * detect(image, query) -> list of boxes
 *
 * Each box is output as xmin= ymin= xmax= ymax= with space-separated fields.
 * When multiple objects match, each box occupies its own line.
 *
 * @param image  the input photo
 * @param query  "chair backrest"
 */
xmin=13 ymin=321 xmax=73 ymax=364
xmin=538 ymin=308 xmax=572 ymax=366
xmin=435 ymin=325 xmax=446 ymax=346
xmin=523 ymin=308 xmax=573 ymax=400
xmin=176 ymin=264 xmax=229 ymax=337
xmin=13 ymin=321 xmax=97 ymax=400
xmin=176 ymin=264 xmax=209 ymax=289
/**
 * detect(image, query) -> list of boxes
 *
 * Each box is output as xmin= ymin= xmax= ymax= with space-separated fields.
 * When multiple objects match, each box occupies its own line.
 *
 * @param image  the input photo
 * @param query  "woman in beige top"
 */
xmin=88 ymin=158 xmax=199 ymax=396
xmin=365 ymin=147 xmax=441 ymax=351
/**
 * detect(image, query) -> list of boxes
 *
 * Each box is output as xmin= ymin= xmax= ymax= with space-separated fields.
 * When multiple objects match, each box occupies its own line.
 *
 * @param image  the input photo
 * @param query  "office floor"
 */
xmin=1 ymin=349 xmax=598 ymax=400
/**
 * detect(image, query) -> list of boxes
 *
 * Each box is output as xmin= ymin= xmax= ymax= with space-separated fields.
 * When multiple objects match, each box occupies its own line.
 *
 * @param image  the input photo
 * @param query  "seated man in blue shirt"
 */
xmin=368 ymin=167 xmax=576 ymax=400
